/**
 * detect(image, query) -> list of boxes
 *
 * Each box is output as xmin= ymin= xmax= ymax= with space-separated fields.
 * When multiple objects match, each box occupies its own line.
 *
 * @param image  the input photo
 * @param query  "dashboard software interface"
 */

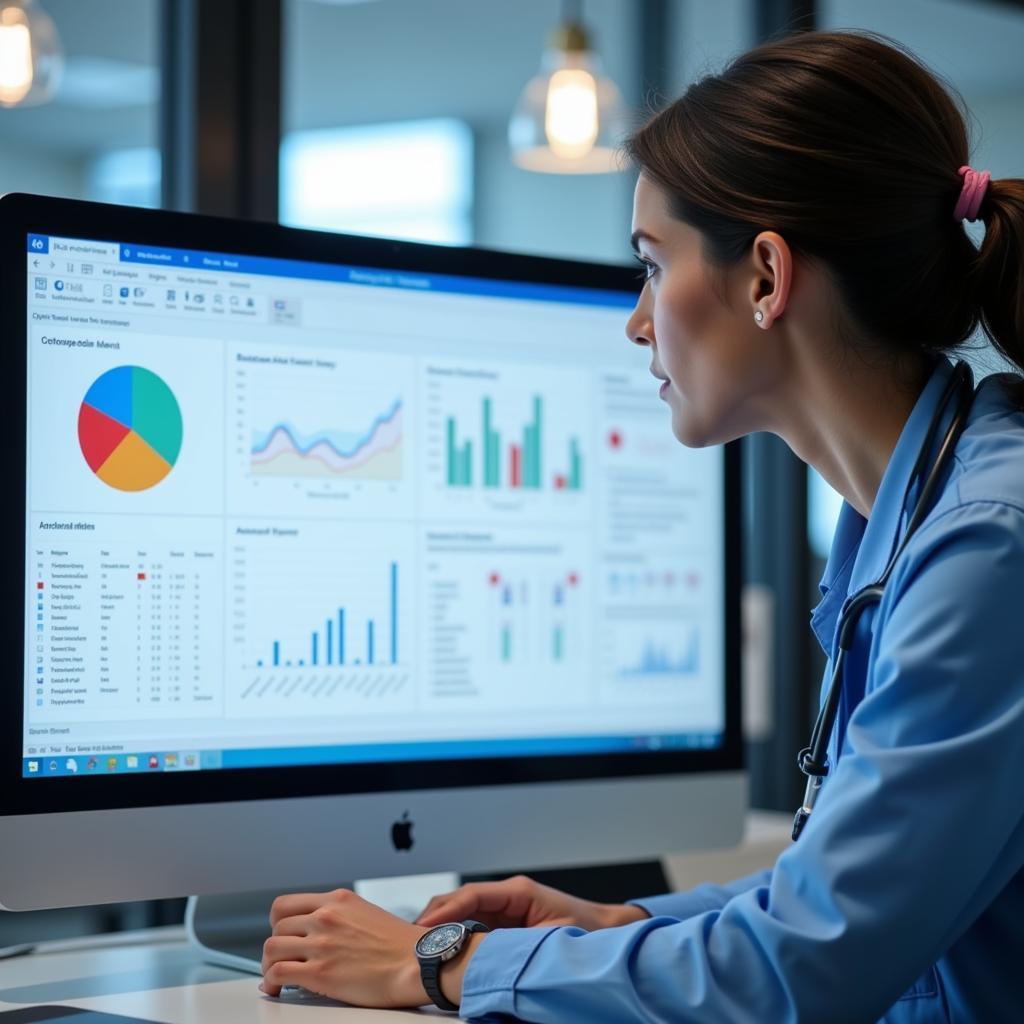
xmin=22 ymin=232 xmax=724 ymax=779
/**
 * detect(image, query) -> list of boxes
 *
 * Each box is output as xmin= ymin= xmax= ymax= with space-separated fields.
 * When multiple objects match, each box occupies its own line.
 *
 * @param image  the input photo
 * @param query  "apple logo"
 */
xmin=391 ymin=811 xmax=414 ymax=851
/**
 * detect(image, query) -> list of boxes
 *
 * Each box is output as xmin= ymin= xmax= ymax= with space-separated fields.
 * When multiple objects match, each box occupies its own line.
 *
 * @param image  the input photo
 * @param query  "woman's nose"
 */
xmin=626 ymin=300 xmax=653 ymax=348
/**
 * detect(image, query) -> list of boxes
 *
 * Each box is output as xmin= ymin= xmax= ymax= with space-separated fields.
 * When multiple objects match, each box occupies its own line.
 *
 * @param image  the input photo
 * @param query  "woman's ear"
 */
xmin=749 ymin=231 xmax=793 ymax=328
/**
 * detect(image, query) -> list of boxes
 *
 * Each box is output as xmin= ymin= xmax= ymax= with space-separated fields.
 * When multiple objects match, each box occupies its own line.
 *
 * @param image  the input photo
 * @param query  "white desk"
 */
xmin=0 ymin=813 xmax=792 ymax=1023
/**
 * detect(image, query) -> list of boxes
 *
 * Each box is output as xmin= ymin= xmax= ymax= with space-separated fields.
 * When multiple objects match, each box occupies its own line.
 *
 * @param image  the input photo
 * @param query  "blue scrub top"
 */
xmin=460 ymin=358 xmax=1024 ymax=1023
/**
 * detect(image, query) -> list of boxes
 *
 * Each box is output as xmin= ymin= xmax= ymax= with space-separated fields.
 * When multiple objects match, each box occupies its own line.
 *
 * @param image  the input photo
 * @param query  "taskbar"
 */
xmin=22 ymin=730 xmax=725 ymax=779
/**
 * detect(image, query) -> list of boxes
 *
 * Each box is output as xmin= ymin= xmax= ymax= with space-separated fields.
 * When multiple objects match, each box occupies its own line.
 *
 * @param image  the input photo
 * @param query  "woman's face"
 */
xmin=626 ymin=174 xmax=785 ymax=447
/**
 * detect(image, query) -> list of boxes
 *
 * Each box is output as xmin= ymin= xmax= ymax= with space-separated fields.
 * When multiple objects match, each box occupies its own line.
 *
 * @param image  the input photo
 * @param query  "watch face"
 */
xmin=416 ymin=923 xmax=464 ymax=958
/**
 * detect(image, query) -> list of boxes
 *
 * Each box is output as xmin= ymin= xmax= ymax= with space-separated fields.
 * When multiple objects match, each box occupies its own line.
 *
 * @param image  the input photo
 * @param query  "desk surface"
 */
xmin=0 ymin=934 xmax=448 ymax=1023
xmin=0 ymin=813 xmax=793 ymax=1023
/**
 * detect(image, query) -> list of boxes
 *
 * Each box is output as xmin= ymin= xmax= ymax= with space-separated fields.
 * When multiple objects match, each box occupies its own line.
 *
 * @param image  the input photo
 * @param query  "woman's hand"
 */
xmin=416 ymin=874 xmax=649 ymax=931
xmin=260 ymin=888 xmax=428 ymax=1007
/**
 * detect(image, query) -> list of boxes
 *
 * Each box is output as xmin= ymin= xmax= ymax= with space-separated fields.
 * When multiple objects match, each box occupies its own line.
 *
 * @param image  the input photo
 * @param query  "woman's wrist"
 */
xmin=598 ymin=902 xmax=651 ymax=928
xmin=438 ymin=931 xmax=488 ymax=1007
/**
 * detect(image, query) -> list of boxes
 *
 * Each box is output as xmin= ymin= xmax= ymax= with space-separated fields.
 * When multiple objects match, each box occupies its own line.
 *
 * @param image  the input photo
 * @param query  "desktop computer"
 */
xmin=0 ymin=193 xmax=743 ymax=965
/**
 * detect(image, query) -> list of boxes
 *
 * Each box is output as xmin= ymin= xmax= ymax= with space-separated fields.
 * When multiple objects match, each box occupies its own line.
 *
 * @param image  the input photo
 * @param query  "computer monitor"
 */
xmin=0 ymin=193 xmax=743 ymax=922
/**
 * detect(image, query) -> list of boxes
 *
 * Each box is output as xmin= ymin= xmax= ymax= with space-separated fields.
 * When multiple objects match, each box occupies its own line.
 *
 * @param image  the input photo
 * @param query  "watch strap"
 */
xmin=419 ymin=919 xmax=490 ymax=1013
xmin=420 ymin=957 xmax=458 ymax=1013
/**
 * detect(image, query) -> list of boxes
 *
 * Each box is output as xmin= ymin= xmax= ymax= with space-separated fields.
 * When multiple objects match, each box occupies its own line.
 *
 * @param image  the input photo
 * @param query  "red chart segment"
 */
xmin=78 ymin=402 xmax=131 ymax=473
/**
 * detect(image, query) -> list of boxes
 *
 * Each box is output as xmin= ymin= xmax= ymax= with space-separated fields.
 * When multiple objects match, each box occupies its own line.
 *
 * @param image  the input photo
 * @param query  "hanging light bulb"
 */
xmin=509 ymin=3 xmax=625 ymax=174
xmin=0 ymin=0 xmax=62 ymax=108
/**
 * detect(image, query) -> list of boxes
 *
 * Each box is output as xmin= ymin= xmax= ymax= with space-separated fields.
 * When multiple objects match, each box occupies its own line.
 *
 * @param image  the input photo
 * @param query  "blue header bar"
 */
xmin=113 ymin=241 xmax=636 ymax=308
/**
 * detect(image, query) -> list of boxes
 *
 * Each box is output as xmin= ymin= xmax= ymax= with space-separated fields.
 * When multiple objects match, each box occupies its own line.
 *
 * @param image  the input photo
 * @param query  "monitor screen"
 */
xmin=4 ymin=196 xmax=739 ymax=828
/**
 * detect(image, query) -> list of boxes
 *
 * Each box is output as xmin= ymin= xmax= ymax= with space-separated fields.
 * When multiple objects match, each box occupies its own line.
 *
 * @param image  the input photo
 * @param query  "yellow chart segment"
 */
xmin=95 ymin=429 xmax=173 ymax=492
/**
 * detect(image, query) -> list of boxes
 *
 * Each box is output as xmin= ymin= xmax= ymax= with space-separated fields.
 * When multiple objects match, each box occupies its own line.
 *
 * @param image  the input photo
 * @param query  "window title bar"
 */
xmin=28 ymin=235 xmax=636 ymax=309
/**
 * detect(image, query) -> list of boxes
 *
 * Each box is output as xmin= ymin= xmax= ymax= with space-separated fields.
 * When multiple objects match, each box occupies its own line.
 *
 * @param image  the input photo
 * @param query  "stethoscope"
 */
xmin=792 ymin=360 xmax=976 ymax=842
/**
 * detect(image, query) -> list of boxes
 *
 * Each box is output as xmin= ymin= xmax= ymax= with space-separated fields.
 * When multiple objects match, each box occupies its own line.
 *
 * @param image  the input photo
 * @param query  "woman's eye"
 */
xmin=634 ymin=257 xmax=659 ymax=283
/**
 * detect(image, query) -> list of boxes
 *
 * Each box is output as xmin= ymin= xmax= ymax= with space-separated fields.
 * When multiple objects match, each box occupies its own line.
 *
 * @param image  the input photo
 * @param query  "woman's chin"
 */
xmin=669 ymin=405 xmax=723 ymax=449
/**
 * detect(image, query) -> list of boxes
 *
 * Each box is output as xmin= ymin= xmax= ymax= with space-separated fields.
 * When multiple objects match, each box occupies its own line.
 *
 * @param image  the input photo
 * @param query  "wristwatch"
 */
xmin=414 ymin=919 xmax=490 ymax=1012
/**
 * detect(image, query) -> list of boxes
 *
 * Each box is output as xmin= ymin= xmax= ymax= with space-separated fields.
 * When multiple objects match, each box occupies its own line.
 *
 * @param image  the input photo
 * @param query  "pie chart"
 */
xmin=78 ymin=366 xmax=183 ymax=491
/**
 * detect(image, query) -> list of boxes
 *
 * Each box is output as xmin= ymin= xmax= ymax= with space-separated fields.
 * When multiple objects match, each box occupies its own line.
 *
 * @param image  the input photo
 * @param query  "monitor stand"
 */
xmin=186 ymin=861 xmax=669 ymax=973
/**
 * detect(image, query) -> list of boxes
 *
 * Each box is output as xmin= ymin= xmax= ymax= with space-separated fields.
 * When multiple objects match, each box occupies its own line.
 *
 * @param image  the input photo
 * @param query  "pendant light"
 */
xmin=0 ymin=0 xmax=62 ymax=108
xmin=509 ymin=0 xmax=626 ymax=174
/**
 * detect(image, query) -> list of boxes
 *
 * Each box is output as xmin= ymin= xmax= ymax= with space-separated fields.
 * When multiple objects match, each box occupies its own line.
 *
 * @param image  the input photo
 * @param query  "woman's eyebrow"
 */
xmin=630 ymin=229 xmax=660 ymax=253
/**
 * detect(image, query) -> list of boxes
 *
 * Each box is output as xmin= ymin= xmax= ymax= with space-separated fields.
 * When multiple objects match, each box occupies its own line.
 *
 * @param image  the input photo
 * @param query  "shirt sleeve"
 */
xmin=626 ymin=868 xmax=772 ymax=921
xmin=460 ymin=502 xmax=1024 ymax=1023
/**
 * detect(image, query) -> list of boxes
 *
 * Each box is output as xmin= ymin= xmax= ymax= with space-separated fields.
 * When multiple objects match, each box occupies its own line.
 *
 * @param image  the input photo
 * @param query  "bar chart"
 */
xmin=444 ymin=393 xmax=583 ymax=491
xmin=228 ymin=521 xmax=415 ymax=716
xmin=489 ymin=569 xmax=580 ymax=665
xmin=424 ymin=361 xmax=591 ymax=519
xmin=255 ymin=561 xmax=399 ymax=671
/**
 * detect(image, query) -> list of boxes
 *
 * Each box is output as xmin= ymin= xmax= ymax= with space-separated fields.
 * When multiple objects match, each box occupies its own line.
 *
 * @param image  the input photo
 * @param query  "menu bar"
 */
xmin=28 ymin=234 xmax=636 ymax=309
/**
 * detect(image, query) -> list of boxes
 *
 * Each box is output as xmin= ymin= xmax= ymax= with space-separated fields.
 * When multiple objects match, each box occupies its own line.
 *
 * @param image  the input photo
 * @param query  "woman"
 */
xmin=260 ymin=30 xmax=1024 ymax=1022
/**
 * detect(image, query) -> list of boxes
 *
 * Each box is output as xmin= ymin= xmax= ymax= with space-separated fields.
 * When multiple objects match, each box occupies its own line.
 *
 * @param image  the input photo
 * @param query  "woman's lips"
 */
xmin=659 ymin=379 xmax=670 ymax=397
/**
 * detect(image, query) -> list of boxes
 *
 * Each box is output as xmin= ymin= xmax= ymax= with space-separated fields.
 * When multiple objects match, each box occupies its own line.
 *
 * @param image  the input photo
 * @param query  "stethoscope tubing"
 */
xmin=792 ymin=362 xmax=976 ymax=841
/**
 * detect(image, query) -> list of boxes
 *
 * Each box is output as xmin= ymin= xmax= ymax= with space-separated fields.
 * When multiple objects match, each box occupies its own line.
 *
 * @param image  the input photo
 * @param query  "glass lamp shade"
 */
xmin=509 ymin=46 xmax=626 ymax=174
xmin=0 ymin=0 xmax=62 ymax=108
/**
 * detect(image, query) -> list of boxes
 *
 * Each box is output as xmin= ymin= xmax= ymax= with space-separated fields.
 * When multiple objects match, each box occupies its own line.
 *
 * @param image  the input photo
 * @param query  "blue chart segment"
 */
xmin=256 ymin=562 xmax=399 ymax=669
xmin=251 ymin=398 xmax=402 ymax=480
xmin=620 ymin=627 xmax=700 ymax=677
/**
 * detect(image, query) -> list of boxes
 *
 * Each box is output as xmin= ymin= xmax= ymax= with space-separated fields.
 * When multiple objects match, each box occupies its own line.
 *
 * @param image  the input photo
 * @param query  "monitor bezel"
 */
xmin=0 ymin=192 xmax=743 ymax=818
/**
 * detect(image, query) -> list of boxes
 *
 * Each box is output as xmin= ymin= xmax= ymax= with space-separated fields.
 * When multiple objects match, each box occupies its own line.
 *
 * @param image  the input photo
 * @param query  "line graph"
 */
xmin=251 ymin=398 xmax=402 ymax=479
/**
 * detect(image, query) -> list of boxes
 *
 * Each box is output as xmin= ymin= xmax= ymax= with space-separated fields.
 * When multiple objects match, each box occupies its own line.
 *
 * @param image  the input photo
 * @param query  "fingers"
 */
xmin=260 ymin=959 xmax=310 ymax=998
xmin=270 ymin=888 xmax=350 ymax=927
xmin=415 ymin=891 xmax=460 ymax=925
xmin=415 ymin=888 xmax=484 ymax=926
xmin=416 ymin=881 xmax=527 ymax=927
xmin=272 ymin=913 xmax=311 ymax=937
xmin=270 ymin=892 xmax=332 ymax=927
xmin=260 ymin=935 xmax=308 ymax=978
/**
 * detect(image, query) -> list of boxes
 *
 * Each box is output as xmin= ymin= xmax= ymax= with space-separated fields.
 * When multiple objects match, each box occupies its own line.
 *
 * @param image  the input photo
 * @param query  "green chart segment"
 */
xmin=77 ymin=366 xmax=183 ymax=492
xmin=445 ymin=394 xmax=582 ymax=491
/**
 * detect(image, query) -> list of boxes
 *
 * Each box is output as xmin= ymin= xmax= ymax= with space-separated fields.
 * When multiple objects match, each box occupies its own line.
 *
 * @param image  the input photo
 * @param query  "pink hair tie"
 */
xmin=954 ymin=164 xmax=990 ymax=223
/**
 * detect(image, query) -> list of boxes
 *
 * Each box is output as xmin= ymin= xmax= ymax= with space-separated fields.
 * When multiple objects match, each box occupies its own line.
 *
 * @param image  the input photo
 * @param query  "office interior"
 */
xmin=1 ymin=0 xmax=1022 ymax=973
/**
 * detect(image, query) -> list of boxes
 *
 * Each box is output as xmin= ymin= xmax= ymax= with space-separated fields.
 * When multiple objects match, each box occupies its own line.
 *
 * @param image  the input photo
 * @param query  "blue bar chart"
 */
xmin=228 ymin=522 xmax=414 ymax=716
xmin=256 ymin=561 xmax=398 ymax=670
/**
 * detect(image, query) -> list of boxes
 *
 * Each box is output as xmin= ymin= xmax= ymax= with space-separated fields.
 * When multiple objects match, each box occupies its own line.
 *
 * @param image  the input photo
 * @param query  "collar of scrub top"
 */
xmin=810 ymin=357 xmax=966 ymax=656
xmin=832 ymin=357 xmax=963 ymax=593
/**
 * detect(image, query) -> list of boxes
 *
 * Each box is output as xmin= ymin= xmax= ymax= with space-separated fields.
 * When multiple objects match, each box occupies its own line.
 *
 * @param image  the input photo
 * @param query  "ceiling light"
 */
xmin=509 ymin=1 xmax=625 ymax=174
xmin=0 ymin=0 xmax=62 ymax=108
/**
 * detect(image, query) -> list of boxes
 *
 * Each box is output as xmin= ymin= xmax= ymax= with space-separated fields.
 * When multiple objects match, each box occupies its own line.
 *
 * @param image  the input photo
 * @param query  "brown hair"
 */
xmin=625 ymin=30 xmax=1024 ymax=374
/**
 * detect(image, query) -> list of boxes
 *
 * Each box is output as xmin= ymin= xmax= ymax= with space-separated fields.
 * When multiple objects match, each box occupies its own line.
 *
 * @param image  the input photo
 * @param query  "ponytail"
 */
xmin=975 ymin=180 xmax=1024 ymax=376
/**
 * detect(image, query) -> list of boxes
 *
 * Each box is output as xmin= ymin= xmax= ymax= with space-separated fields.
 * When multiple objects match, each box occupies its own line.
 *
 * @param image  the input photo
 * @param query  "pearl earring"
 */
xmin=754 ymin=310 xmax=765 ymax=324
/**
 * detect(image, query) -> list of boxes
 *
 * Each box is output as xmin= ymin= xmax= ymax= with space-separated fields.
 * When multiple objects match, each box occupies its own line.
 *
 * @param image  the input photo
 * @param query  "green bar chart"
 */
xmin=444 ymin=393 xmax=582 ymax=492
